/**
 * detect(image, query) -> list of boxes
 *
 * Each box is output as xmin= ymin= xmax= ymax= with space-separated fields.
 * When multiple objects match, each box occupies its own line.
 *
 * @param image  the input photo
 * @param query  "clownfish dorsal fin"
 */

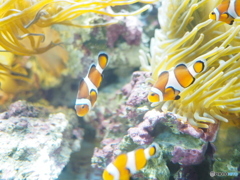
xmin=164 ymin=86 xmax=177 ymax=101
xmin=174 ymin=63 xmax=195 ymax=88
xmin=155 ymin=71 xmax=169 ymax=92
xmin=98 ymin=52 xmax=109 ymax=69
xmin=89 ymin=89 xmax=98 ymax=106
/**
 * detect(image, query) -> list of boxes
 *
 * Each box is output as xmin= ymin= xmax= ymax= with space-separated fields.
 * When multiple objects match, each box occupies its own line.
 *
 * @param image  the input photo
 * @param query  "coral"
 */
xmin=106 ymin=16 xmax=142 ymax=48
xmin=174 ymin=166 xmax=199 ymax=180
xmin=0 ymin=100 xmax=83 ymax=179
xmin=171 ymin=145 xmax=207 ymax=166
xmin=122 ymin=71 xmax=151 ymax=107
xmin=211 ymin=117 xmax=240 ymax=179
xmin=92 ymin=138 xmax=123 ymax=167
xmin=91 ymin=70 xmax=217 ymax=178
xmin=128 ymin=109 xmax=219 ymax=146
xmin=76 ymin=72 xmax=150 ymax=141
xmin=93 ymin=121 xmax=211 ymax=179
xmin=140 ymin=0 xmax=240 ymax=128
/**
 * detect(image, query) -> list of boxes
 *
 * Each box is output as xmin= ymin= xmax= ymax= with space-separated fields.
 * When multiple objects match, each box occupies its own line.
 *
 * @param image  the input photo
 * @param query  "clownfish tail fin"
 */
xmin=193 ymin=58 xmax=207 ymax=73
xmin=98 ymin=52 xmax=109 ymax=69
xmin=148 ymin=142 xmax=161 ymax=159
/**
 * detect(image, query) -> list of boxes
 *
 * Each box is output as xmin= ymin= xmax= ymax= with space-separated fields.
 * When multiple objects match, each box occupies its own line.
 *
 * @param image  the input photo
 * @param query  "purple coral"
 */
xmin=127 ymin=109 xmax=164 ymax=145
xmin=0 ymin=100 xmax=48 ymax=118
xmin=107 ymin=16 xmax=143 ymax=48
xmin=0 ymin=100 xmax=82 ymax=179
xmin=128 ymin=109 xmax=219 ymax=145
xmin=118 ymin=71 xmax=151 ymax=123
xmin=122 ymin=71 xmax=151 ymax=107
xmin=93 ymin=138 xmax=122 ymax=168
xmin=171 ymin=144 xmax=208 ymax=165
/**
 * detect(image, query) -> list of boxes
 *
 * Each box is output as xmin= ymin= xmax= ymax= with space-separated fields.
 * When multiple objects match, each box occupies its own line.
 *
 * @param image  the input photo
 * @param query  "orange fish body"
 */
xmin=102 ymin=143 xmax=159 ymax=180
xmin=75 ymin=52 xmax=108 ymax=117
xmin=148 ymin=59 xmax=206 ymax=104
xmin=209 ymin=0 xmax=240 ymax=25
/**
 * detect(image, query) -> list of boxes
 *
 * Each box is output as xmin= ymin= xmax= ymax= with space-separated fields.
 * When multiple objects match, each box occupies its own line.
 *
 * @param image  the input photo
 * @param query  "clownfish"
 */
xmin=102 ymin=143 xmax=160 ymax=180
xmin=209 ymin=0 xmax=240 ymax=25
xmin=148 ymin=59 xmax=206 ymax=104
xmin=75 ymin=52 xmax=108 ymax=117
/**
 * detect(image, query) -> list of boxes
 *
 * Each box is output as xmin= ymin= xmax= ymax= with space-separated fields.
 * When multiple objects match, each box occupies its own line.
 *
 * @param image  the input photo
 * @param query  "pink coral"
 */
xmin=171 ymin=144 xmax=208 ymax=165
xmin=107 ymin=16 xmax=143 ymax=48
xmin=92 ymin=138 xmax=122 ymax=168
xmin=122 ymin=71 xmax=151 ymax=106
xmin=128 ymin=109 xmax=219 ymax=146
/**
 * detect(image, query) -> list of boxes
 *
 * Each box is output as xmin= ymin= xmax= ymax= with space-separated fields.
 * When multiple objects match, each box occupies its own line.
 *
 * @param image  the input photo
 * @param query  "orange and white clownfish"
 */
xmin=75 ymin=52 xmax=108 ymax=117
xmin=148 ymin=59 xmax=206 ymax=104
xmin=209 ymin=0 xmax=240 ymax=25
xmin=102 ymin=143 xmax=160 ymax=180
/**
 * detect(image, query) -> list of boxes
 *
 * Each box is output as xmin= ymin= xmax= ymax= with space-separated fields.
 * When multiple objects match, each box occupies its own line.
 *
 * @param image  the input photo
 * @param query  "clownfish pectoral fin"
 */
xmin=164 ymin=87 xmax=177 ymax=101
xmin=98 ymin=52 xmax=109 ymax=69
xmin=220 ymin=12 xmax=229 ymax=19
xmin=90 ymin=89 xmax=98 ymax=106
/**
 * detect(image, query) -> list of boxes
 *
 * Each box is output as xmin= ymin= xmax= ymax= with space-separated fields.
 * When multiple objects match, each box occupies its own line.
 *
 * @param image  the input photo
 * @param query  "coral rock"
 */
xmin=92 ymin=138 xmax=122 ymax=168
xmin=122 ymin=71 xmax=151 ymax=107
xmin=171 ymin=145 xmax=207 ymax=165
xmin=0 ymin=100 xmax=82 ymax=179
xmin=107 ymin=16 xmax=142 ymax=48
xmin=129 ymin=109 xmax=219 ymax=145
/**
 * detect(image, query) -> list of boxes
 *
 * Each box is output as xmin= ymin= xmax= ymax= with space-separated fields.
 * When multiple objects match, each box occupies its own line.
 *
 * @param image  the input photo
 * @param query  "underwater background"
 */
xmin=0 ymin=0 xmax=240 ymax=180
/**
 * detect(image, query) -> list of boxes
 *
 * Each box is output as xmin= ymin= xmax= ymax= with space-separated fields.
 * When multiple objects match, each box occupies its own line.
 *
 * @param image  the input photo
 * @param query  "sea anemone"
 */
xmin=0 ymin=0 xmax=157 ymax=102
xmin=0 ymin=48 xmax=32 ymax=104
xmin=140 ymin=0 xmax=240 ymax=128
xmin=0 ymin=0 xmax=157 ymax=55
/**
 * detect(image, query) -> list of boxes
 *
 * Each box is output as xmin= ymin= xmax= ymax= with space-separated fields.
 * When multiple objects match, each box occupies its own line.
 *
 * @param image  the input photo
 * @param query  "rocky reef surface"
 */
xmin=91 ymin=71 xmax=240 ymax=180
xmin=0 ymin=100 xmax=83 ymax=179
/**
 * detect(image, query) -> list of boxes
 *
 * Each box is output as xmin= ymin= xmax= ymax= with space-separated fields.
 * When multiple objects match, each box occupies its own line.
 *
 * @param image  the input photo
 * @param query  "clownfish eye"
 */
xmin=211 ymin=12 xmax=215 ymax=15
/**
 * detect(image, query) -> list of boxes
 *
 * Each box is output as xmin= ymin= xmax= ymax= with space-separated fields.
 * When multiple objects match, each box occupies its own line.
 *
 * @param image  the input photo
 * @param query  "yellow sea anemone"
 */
xmin=0 ymin=0 xmax=158 ymax=102
xmin=140 ymin=0 xmax=240 ymax=128
xmin=0 ymin=0 xmax=157 ymax=55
